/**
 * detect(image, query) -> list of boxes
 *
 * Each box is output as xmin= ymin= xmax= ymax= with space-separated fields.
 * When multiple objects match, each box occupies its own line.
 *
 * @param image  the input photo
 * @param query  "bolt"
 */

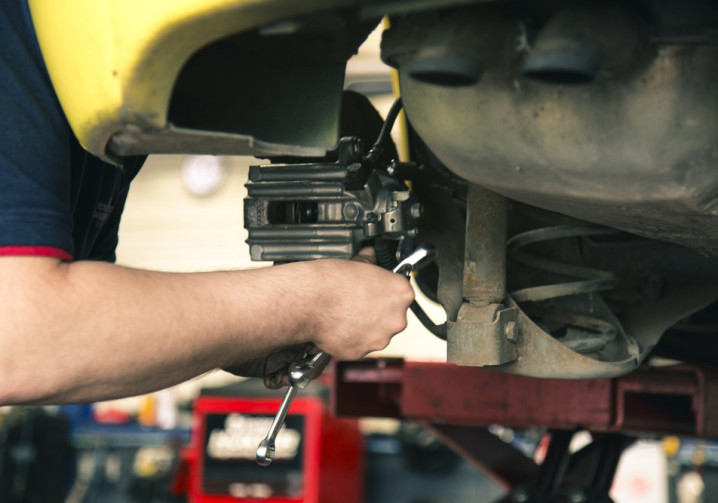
xmin=346 ymin=163 xmax=363 ymax=179
xmin=343 ymin=204 xmax=359 ymax=220
xmin=407 ymin=228 xmax=419 ymax=237
xmin=505 ymin=321 xmax=518 ymax=342
xmin=410 ymin=202 xmax=423 ymax=219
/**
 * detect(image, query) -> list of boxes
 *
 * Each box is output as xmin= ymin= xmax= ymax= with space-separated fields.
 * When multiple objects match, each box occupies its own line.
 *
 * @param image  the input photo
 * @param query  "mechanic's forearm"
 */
xmin=0 ymin=258 xmax=314 ymax=405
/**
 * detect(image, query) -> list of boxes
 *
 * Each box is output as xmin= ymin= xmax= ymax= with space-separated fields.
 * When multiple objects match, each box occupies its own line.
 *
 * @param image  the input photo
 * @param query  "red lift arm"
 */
xmin=333 ymin=358 xmax=718 ymax=492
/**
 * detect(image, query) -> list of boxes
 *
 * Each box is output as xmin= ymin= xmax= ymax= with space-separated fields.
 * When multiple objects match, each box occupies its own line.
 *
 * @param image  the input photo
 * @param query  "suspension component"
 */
xmin=446 ymin=197 xmax=644 ymax=377
xmin=507 ymin=224 xmax=620 ymax=303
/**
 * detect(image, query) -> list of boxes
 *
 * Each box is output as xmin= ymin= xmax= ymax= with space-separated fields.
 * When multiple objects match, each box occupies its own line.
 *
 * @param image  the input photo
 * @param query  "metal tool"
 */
xmin=256 ymin=244 xmax=437 ymax=466
xmin=256 ymin=384 xmax=297 ymax=466
xmin=392 ymin=243 xmax=437 ymax=277
xmin=255 ymin=351 xmax=331 ymax=466
xmin=289 ymin=351 xmax=331 ymax=390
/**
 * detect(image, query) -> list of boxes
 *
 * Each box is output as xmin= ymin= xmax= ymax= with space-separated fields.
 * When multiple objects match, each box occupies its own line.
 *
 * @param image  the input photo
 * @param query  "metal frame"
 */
xmin=333 ymin=358 xmax=718 ymax=494
xmin=334 ymin=359 xmax=718 ymax=436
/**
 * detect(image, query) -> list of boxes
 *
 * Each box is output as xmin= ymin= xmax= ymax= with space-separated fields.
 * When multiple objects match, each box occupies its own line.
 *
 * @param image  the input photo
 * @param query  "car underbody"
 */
xmin=31 ymin=0 xmax=718 ymax=416
xmin=239 ymin=0 xmax=718 ymax=379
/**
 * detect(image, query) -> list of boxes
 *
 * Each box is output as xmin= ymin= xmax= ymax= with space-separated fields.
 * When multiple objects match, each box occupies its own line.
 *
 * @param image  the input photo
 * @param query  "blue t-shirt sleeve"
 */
xmin=0 ymin=0 xmax=76 ymax=256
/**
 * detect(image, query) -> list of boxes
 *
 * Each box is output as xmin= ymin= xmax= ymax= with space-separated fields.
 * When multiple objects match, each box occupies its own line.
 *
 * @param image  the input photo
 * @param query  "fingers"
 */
xmin=246 ymin=254 xmax=415 ymax=383
xmin=261 ymin=342 xmax=320 ymax=390
xmin=307 ymin=258 xmax=415 ymax=361
xmin=264 ymin=372 xmax=290 ymax=390
xmin=263 ymin=345 xmax=329 ymax=389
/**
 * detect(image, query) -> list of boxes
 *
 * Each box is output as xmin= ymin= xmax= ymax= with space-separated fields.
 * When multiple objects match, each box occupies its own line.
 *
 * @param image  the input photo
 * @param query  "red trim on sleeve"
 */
xmin=0 ymin=246 xmax=73 ymax=261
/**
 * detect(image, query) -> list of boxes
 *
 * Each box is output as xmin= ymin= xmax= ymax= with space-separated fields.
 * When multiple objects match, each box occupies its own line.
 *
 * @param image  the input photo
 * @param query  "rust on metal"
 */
xmin=462 ymin=184 xmax=507 ymax=303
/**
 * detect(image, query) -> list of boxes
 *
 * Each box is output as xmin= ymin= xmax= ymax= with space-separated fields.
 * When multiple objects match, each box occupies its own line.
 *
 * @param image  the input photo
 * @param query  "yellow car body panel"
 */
xmin=27 ymin=0 xmax=381 ymax=163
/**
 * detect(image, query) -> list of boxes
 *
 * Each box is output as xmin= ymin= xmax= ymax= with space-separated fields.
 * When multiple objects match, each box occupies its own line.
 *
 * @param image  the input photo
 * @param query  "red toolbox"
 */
xmin=184 ymin=381 xmax=363 ymax=503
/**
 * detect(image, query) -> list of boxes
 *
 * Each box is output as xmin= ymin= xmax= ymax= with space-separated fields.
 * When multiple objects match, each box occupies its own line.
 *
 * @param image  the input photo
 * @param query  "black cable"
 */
xmin=410 ymin=301 xmax=447 ymax=340
xmin=366 ymin=99 xmax=448 ymax=341
xmin=374 ymin=97 xmax=403 ymax=151
xmin=363 ymin=97 xmax=403 ymax=166
xmin=374 ymin=238 xmax=447 ymax=340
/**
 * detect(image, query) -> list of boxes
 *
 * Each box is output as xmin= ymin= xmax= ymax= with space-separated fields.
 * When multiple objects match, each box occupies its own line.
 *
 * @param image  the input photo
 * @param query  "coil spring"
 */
xmin=508 ymin=224 xmax=620 ymax=354
xmin=508 ymin=224 xmax=619 ymax=302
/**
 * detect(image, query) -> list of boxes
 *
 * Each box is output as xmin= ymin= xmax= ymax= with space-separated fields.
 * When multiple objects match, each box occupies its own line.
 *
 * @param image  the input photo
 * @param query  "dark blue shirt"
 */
xmin=0 ymin=0 xmax=143 ymax=262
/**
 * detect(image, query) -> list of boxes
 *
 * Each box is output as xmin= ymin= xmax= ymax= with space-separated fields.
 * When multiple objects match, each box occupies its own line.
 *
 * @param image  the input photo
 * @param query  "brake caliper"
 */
xmin=244 ymin=137 xmax=421 ymax=262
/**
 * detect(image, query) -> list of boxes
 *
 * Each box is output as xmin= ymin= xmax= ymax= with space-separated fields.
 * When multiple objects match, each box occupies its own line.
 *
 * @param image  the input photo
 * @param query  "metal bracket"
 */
xmin=447 ymin=304 xmax=519 ymax=366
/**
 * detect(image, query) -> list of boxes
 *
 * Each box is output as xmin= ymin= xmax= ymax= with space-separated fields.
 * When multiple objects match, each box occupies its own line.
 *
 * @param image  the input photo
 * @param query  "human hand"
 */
xmin=302 ymin=246 xmax=415 ymax=360
xmin=224 ymin=343 xmax=328 ymax=389
xmin=224 ymin=247 xmax=413 ymax=388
